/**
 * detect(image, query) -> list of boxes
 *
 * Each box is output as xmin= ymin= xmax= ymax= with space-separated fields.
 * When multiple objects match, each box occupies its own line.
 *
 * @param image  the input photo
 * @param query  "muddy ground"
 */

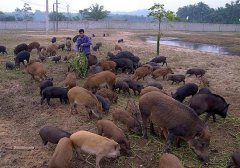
xmin=0 ymin=29 xmax=240 ymax=168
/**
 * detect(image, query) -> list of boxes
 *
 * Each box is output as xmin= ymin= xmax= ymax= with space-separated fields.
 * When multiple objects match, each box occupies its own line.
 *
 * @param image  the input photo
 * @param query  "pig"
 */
xmin=96 ymin=88 xmax=118 ymax=104
xmin=39 ymin=78 xmax=53 ymax=96
xmin=67 ymin=86 xmax=102 ymax=119
xmin=118 ymin=39 xmax=124 ymax=43
xmin=152 ymin=67 xmax=174 ymax=80
xmin=109 ymin=58 xmax=134 ymax=74
xmin=146 ymin=61 xmax=159 ymax=67
xmin=70 ymin=130 xmax=120 ymax=168
xmin=189 ymin=93 xmax=230 ymax=122
xmin=92 ymin=34 xmax=96 ymax=37
xmin=48 ymin=137 xmax=73 ymax=168
xmin=107 ymin=51 xmax=140 ymax=65
xmin=150 ymin=56 xmax=167 ymax=66
xmin=198 ymin=88 xmax=212 ymax=94
xmin=113 ymin=80 xmax=130 ymax=95
xmin=171 ymin=83 xmax=199 ymax=102
xmin=227 ymin=151 xmax=240 ymax=168
xmin=140 ymin=86 xmax=162 ymax=96
xmin=96 ymin=42 xmax=102 ymax=47
xmin=28 ymin=42 xmax=40 ymax=53
xmin=24 ymin=61 xmax=47 ymax=80
xmin=159 ymin=153 xmax=184 ymax=168
xmin=83 ymin=71 xmax=116 ymax=93
xmin=125 ymin=99 xmax=140 ymax=116
xmin=96 ymin=94 xmax=110 ymax=113
xmin=97 ymin=119 xmax=130 ymax=153
xmin=167 ymin=74 xmax=186 ymax=84
xmin=88 ymin=65 xmax=103 ymax=76
xmin=115 ymin=44 xmax=122 ymax=51
xmin=14 ymin=43 xmax=29 ymax=55
xmin=93 ymin=45 xmax=100 ymax=51
xmin=123 ymin=79 xmax=144 ymax=96
xmin=58 ymin=44 xmax=65 ymax=51
xmin=73 ymin=35 xmax=80 ymax=43
xmin=5 ymin=61 xmax=15 ymax=70
xmin=97 ymin=60 xmax=117 ymax=71
xmin=41 ymin=87 xmax=68 ymax=106
xmin=51 ymin=37 xmax=57 ymax=43
xmin=186 ymin=68 xmax=206 ymax=77
xmin=199 ymin=76 xmax=210 ymax=87
xmin=139 ymin=91 xmax=210 ymax=162
xmin=64 ymin=72 xmax=77 ymax=89
xmin=66 ymin=39 xmax=71 ymax=51
xmin=0 ymin=45 xmax=8 ymax=54
xmin=15 ymin=50 xmax=30 ymax=66
xmin=39 ymin=54 xmax=47 ymax=62
xmin=51 ymin=55 xmax=61 ymax=63
xmin=39 ymin=126 xmax=71 ymax=145
xmin=47 ymin=44 xmax=58 ymax=56
xmin=112 ymin=109 xmax=142 ymax=135
xmin=132 ymin=65 xmax=153 ymax=81
xmin=147 ymin=81 xmax=163 ymax=90
xmin=88 ymin=54 xmax=98 ymax=66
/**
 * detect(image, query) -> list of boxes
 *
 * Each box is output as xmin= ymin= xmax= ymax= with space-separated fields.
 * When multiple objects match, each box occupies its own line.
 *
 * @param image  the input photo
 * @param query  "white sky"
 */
xmin=0 ymin=0 xmax=231 ymax=13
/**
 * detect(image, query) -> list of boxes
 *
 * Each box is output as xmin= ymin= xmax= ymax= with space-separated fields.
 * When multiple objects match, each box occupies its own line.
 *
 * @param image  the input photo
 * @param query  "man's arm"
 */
xmin=82 ymin=36 xmax=92 ymax=47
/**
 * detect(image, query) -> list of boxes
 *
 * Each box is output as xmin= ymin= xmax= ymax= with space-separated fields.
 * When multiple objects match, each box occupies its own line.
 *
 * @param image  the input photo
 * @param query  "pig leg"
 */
xmin=96 ymin=154 xmax=104 ymax=168
xmin=97 ymin=125 xmax=103 ymax=135
xmin=204 ymin=113 xmax=212 ymax=122
xmin=46 ymin=98 xmax=51 ymax=106
xmin=141 ymin=115 xmax=149 ymax=139
xmin=212 ymin=114 xmax=217 ymax=122
xmin=150 ymin=121 xmax=157 ymax=136
xmin=71 ymin=103 xmax=78 ymax=114
xmin=41 ymin=97 xmax=45 ymax=105
xmin=164 ymin=132 xmax=176 ymax=152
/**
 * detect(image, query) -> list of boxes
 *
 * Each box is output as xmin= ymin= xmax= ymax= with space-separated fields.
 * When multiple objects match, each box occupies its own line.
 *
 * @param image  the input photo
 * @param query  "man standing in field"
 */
xmin=76 ymin=29 xmax=92 ymax=60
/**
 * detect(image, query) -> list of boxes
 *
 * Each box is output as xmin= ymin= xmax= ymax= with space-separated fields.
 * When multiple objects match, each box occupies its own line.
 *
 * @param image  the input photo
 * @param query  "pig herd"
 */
xmin=1 ymin=34 xmax=237 ymax=168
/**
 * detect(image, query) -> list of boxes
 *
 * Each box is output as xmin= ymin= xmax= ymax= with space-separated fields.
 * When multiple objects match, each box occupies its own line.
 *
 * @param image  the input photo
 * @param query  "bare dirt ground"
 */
xmin=0 ymin=29 xmax=240 ymax=168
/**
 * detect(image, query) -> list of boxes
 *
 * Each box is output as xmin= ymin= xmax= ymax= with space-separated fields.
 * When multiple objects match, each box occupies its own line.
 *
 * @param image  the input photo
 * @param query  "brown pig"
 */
xmin=140 ymin=86 xmax=162 ymax=96
xmin=24 ymin=61 xmax=48 ymax=80
xmin=48 ymin=137 xmax=73 ymax=168
xmin=97 ymin=119 xmax=130 ymax=153
xmin=159 ymin=153 xmax=184 ymax=168
xmin=64 ymin=72 xmax=77 ymax=89
xmin=96 ymin=88 xmax=118 ymax=104
xmin=83 ymin=71 xmax=116 ymax=93
xmin=152 ymin=67 xmax=174 ymax=80
xmin=139 ymin=91 xmax=210 ymax=162
xmin=68 ymin=86 xmax=103 ymax=119
xmin=70 ymin=130 xmax=120 ymax=168
xmin=132 ymin=65 xmax=153 ymax=81
xmin=112 ymin=109 xmax=142 ymax=135
xmin=97 ymin=60 xmax=117 ymax=71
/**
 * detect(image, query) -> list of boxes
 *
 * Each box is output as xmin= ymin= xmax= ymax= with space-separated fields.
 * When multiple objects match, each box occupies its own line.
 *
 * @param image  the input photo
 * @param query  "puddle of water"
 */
xmin=145 ymin=36 xmax=230 ymax=55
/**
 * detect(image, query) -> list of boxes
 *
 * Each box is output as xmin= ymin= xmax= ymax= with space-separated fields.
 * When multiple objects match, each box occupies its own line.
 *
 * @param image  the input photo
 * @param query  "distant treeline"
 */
xmin=0 ymin=1 xmax=239 ymax=24
xmin=177 ymin=1 xmax=240 ymax=24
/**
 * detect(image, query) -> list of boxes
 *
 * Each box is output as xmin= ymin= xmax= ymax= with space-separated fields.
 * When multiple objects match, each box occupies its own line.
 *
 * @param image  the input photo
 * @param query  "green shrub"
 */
xmin=68 ymin=53 xmax=88 ymax=78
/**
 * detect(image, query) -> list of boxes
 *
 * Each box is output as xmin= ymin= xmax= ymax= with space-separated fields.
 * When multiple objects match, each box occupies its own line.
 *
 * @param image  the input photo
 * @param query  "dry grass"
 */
xmin=0 ymin=29 xmax=240 ymax=168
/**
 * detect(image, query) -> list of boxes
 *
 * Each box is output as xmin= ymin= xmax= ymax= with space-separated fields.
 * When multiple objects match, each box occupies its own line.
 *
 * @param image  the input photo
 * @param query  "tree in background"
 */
xmin=148 ymin=3 xmax=177 ymax=55
xmin=177 ymin=0 xmax=240 ymax=24
xmin=0 ymin=11 xmax=16 ymax=21
xmin=15 ymin=3 xmax=33 ymax=21
xmin=49 ymin=12 xmax=68 ymax=21
xmin=80 ymin=3 xmax=110 ymax=21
